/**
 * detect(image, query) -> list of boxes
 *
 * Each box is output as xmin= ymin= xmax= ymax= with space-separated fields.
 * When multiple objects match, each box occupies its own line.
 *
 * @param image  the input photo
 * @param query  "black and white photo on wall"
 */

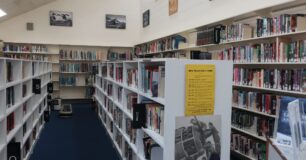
xmin=105 ymin=14 xmax=126 ymax=29
xmin=143 ymin=10 xmax=150 ymax=28
xmin=49 ymin=10 xmax=73 ymax=27
xmin=175 ymin=115 xmax=221 ymax=160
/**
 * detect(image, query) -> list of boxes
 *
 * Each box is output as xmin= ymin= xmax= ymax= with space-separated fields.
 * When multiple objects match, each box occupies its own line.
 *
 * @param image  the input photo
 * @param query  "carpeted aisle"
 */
xmin=29 ymin=103 xmax=121 ymax=160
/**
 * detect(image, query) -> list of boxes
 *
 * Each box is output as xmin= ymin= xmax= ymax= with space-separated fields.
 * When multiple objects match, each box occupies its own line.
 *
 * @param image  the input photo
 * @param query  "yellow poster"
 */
xmin=185 ymin=64 xmax=215 ymax=116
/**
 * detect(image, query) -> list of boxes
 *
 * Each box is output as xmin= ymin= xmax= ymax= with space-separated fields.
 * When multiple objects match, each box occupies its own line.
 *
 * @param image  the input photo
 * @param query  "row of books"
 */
xmin=124 ymin=140 xmax=136 ymax=160
xmin=232 ymin=109 xmax=275 ymax=138
xmin=233 ymin=67 xmax=306 ymax=92
xmin=233 ymin=89 xmax=279 ymax=115
xmin=107 ymin=97 xmax=113 ymax=115
xmin=99 ymin=103 xmax=137 ymax=160
xmin=59 ymin=49 xmax=102 ymax=60
xmin=6 ymin=87 xmax=15 ymax=108
xmin=85 ymin=75 xmax=94 ymax=86
xmin=59 ymin=76 xmax=76 ymax=86
xmin=3 ymin=44 xmax=48 ymax=53
xmin=107 ymin=50 xmax=133 ymax=61
xmin=143 ymin=134 xmax=161 ymax=159
xmin=231 ymin=132 xmax=266 ymax=160
xmin=85 ymin=87 xmax=95 ymax=98
xmin=115 ymin=66 xmax=123 ymax=82
xmin=4 ymin=54 xmax=49 ymax=61
xmin=113 ymin=106 xmax=123 ymax=129
xmin=132 ymin=102 xmax=165 ymax=136
xmin=7 ymin=61 xmax=13 ymax=82
xmin=232 ymin=96 xmax=306 ymax=157
xmin=218 ymin=41 xmax=306 ymax=63
xmin=23 ymin=102 xmax=27 ymax=116
xmin=141 ymin=65 xmax=165 ymax=97
xmin=125 ymin=118 xmax=136 ymax=144
xmin=114 ymin=128 xmax=123 ymax=153
xmin=7 ymin=112 xmax=15 ymax=134
xmin=109 ymin=64 xmax=114 ymax=78
xmin=22 ymin=117 xmax=41 ymax=158
xmin=256 ymin=14 xmax=306 ymax=37
xmin=220 ymin=24 xmax=253 ymax=43
xmin=101 ymin=66 xmax=107 ymax=77
xmin=107 ymin=84 xmax=113 ymax=96
xmin=23 ymin=84 xmax=28 ymax=98
xmin=98 ymin=91 xmax=162 ymax=160
xmin=135 ymin=35 xmax=187 ymax=55
xmin=127 ymin=68 xmax=138 ymax=88
xmin=126 ymin=93 xmax=137 ymax=114
xmin=60 ymin=63 xmax=95 ymax=73
xmin=196 ymin=26 xmax=221 ymax=46
xmin=146 ymin=103 xmax=165 ymax=135
xmin=116 ymin=87 xmax=123 ymax=103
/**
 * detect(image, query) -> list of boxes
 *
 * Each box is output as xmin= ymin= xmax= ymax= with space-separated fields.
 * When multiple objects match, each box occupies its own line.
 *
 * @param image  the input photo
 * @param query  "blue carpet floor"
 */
xmin=29 ymin=103 xmax=121 ymax=160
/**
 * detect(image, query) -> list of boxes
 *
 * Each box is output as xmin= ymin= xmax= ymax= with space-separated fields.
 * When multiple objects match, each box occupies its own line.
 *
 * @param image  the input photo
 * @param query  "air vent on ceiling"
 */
xmin=26 ymin=22 xmax=34 ymax=31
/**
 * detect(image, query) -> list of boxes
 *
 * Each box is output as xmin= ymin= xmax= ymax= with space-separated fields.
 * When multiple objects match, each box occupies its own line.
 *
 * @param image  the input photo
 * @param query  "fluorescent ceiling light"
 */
xmin=0 ymin=9 xmax=7 ymax=17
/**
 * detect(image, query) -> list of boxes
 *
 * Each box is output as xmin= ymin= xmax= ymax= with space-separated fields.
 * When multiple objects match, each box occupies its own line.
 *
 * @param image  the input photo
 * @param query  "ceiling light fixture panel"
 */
xmin=0 ymin=9 xmax=7 ymax=17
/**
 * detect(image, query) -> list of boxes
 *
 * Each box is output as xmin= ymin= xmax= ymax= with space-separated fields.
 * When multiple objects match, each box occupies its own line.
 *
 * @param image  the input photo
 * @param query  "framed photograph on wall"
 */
xmin=143 ymin=10 xmax=150 ymax=28
xmin=169 ymin=0 xmax=178 ymax=15
xmin=49 ymin=10 xmax=73 ymax=27
xmin=106 ymin=14 xmax=126 ymax=29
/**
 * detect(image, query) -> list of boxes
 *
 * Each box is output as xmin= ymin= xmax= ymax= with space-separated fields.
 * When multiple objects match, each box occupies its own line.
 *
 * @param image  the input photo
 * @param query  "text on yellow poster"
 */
xmin=185 ymin=64 xmax=215 ymax=116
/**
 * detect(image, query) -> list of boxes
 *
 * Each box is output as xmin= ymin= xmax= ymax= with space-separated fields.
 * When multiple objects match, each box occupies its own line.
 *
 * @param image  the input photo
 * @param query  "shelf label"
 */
xmin=185 ymin=64 xmax=215 ymax=116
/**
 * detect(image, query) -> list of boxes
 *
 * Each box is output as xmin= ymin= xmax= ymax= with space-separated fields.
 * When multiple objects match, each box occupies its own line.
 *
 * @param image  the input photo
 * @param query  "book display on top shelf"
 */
xmin=59 ymin=49 xmax=103 ymax=61
xmin=94 ymin=59 xmax=232 ymax=160
xmin=134 ymin=34 xmax=187 ymax=56
xmin=107 ymin=49 xmax=133 ymax=61
xmin=60 ymin=63 xmax=97 ymax=73
xmin=2 ymin=42 xmax=52 ymax=61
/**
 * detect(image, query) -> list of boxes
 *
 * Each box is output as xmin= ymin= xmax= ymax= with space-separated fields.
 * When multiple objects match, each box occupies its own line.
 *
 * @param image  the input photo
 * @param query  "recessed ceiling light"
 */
xmin=0 ymin=9 xmax=7 ymax=17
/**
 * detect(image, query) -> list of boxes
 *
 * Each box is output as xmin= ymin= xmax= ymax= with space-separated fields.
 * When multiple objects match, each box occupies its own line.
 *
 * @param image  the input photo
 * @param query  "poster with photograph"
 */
xmin=106 ymin=14 xmax=126 ymax=29
xmin=175 ymin=115 xmax=221 ymax=160
xmin=49 ymin=11 xmax=73 ymax=27
xmin=169 ymin=0 xmax=178 ymax=15
xmin=143 ymin=10 xmax=150 ymax=28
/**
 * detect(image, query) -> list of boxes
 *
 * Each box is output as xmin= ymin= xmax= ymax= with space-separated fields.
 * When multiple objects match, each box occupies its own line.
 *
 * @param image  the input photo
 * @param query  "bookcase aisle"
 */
xmin=94 ymin=59 xmax=233 ymax=160
xmin=0 ymin=58 xmax=52 ymax=160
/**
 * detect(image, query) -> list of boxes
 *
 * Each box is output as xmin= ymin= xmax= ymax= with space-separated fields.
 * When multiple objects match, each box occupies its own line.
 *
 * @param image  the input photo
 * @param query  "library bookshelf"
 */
xmin=134 ymin=1 xmax=306 ymax=159
xmin=94 ymin=59 xmax=233 ymax=160
xmin=0 ymin=58 xmax=52 ymax=160
xmin=2 ymin=42 xmax=61 ymax=99
xmin=58 ymin=45 xmax=132 ymax=100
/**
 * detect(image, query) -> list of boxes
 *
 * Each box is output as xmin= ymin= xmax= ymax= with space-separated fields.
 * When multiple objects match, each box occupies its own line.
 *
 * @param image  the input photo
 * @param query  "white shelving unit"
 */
xmin=134 ymin=2 xmax=306 ymax=159
xmin=94 ymin=59 xmax=233 ymax=160
xmin=0 ymin=57 xmax=52 ymax=160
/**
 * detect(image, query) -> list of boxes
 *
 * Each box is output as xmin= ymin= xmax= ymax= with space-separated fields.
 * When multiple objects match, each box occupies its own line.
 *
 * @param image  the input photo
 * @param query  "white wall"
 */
xmin=0 ymin=0 xmax=296 ymax=46
xmin=139 ymin=0 xmax=294 ymax=43
xmin=0 ymin=0 xmax=141 ymax=47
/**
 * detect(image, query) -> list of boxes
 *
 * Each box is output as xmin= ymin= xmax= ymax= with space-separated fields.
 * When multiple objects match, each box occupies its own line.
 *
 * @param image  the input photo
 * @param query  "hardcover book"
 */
xmin=132 ymin=103 xmax=147 ymax=129
xmin=32 ymin=79 xmax=41 ymax=94
xmin=7 ymin=142 xmax=21 ymax=160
